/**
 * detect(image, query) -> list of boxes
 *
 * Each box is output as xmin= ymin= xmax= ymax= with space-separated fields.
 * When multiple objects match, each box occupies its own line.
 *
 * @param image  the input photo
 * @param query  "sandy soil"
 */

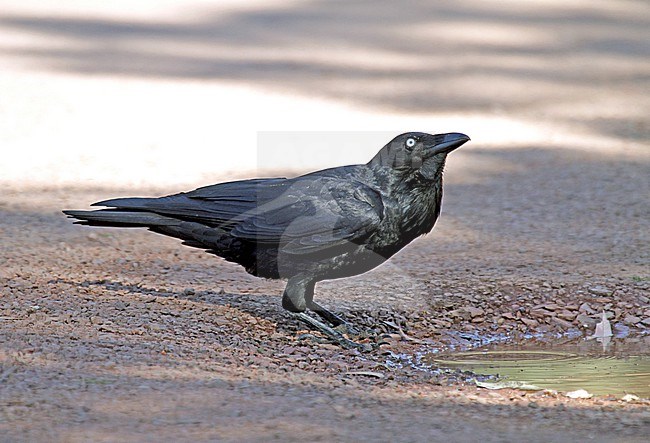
xmin=1 ymin=0 xmax=649 ymax=442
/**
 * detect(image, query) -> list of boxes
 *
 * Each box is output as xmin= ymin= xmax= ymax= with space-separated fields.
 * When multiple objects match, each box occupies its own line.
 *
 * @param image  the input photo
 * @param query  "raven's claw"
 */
xmin=293 ymin=312 xmax=378 ymax=352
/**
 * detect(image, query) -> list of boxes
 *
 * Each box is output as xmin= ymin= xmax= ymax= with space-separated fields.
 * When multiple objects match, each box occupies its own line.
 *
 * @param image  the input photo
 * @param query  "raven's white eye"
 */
xmin=405 ymin=137 xmax=416 ymax=148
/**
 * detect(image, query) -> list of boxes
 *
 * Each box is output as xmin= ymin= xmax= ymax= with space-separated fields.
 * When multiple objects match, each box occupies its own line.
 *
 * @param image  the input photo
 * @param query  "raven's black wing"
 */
xmin=90 ymin=173 xmax=384 ymax=255
xmin=229 ymin=176 xmax=385 ymax=255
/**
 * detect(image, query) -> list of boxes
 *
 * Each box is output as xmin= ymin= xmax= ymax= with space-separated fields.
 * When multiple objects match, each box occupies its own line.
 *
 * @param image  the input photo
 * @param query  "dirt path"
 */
xmin=1 ymin=142 xmax=648 ymax=442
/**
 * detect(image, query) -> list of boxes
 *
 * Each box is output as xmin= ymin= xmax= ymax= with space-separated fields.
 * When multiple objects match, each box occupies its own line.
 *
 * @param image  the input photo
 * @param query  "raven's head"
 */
xmin=369 ymin=132 xmax=470 ymax=180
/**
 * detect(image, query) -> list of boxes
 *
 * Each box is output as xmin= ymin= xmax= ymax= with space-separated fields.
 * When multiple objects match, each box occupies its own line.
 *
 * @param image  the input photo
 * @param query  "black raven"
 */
xmin=64 ymin=132 xmax=470 ymax=349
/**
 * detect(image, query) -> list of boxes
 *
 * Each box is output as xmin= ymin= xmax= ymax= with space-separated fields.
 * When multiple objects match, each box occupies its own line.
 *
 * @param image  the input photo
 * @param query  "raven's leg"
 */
xmin=282 ymin=276 xmax=313 ymax=312
xmin=282 ymin=277 xmax=370 ymax=351
xmin=289 ymin=279 xmax=357 ymax=333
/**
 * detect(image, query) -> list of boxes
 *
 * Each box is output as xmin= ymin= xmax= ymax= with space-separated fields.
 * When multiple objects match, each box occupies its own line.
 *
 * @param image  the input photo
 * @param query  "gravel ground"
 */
xmin=1 ymin=141 xmax=649 ymax=441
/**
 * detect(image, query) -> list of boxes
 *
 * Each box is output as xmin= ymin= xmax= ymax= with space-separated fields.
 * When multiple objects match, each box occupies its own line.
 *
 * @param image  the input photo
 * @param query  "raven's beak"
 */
xmin=429 ymin=132 xmax=470 ymax=155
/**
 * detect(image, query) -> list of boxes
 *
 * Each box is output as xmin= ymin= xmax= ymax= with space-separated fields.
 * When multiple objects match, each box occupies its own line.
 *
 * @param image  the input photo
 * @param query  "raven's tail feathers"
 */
xmin=62 ymin=209 xmax=177 ymax=228
xmin=62 ymin=209 xmax=230 ymax=251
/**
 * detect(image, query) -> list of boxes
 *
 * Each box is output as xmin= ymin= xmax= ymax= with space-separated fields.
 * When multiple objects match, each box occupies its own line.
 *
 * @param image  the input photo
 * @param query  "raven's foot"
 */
xmin=293 ymin=312 xmax=376 ymax=352
xmin=296 ymin=333 xmax=331 ymax=344
xmin=307 ymin=301 xmax=360 ymax=335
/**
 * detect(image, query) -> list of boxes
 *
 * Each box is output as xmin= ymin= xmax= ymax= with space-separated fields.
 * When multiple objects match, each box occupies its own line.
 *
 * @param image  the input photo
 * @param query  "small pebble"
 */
xmin=566 ymin=389 xmax=593 ymax=399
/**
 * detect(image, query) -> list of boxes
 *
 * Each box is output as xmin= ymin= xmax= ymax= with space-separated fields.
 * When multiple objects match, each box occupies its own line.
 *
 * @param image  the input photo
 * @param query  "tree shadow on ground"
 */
xmin=1 ymin=0 xmax=648 ymax=140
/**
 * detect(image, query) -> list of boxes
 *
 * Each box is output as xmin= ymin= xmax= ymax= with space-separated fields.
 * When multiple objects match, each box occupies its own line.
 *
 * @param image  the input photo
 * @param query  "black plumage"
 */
xmin=64 ymin=132 xmax=470 ymax=349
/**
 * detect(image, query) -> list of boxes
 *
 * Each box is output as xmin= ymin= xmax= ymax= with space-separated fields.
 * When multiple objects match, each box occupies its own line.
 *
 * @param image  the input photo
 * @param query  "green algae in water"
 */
xmin=428 ymin=341 xmax=650 ymax=398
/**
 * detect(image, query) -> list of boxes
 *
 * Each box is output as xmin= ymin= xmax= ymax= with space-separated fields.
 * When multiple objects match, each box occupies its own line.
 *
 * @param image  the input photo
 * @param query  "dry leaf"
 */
xmin=588 ymin=312 xmax=612 ymax=339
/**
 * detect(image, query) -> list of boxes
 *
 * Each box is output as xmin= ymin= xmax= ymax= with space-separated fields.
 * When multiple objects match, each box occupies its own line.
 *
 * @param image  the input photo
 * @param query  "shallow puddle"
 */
xmin=425 ymin=335 xmax=650 ymax=398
